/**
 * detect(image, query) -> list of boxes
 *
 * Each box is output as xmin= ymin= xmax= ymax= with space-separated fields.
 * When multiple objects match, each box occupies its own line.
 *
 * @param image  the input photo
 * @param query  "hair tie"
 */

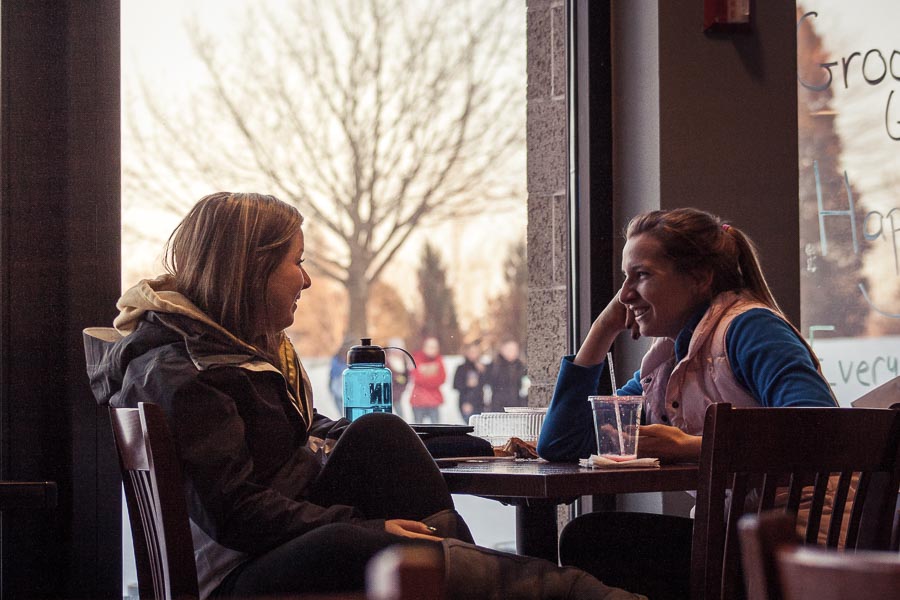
xmin=721 ymin=223 xmax=731 ymax=232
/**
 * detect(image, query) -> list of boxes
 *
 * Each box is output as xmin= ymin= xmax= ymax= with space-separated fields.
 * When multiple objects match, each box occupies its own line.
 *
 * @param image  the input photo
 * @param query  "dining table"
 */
xmin=439 ymin=459 xmax=699 ymax=562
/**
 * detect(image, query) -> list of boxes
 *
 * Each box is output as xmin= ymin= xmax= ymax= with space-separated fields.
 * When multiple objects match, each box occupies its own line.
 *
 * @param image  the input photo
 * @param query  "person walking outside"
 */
xmin=453 ymin=342 xmax=486 ymax=422
xmin=486 ymin=339 xmax=528 ymax=411
xmin=410 ymin=336 xmax=446 ymax=423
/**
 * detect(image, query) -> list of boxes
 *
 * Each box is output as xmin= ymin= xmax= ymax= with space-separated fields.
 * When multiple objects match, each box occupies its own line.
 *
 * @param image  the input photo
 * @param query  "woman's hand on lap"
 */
xmin=385 ymin=519 xmax=443 ymax=541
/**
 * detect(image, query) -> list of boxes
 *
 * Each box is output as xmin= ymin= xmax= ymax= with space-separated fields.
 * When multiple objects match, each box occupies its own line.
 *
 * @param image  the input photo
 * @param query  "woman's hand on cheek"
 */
xmin=623 ymin=306 xmax=640 ymax=340
xmin=598 ymin=290 xmax=629 ymax=332
xmin=637 ymin=424 xmax=702 ymax=462
xmin=614 ymin=286 xmax=641 ymax=340
xmin=574 ymin=287 xmax=638 ymax=367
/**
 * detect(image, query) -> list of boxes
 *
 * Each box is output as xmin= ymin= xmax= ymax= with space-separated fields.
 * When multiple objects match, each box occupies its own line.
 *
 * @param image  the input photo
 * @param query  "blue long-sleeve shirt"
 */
xmin=537 ymin=307 xmax=837 ymax=461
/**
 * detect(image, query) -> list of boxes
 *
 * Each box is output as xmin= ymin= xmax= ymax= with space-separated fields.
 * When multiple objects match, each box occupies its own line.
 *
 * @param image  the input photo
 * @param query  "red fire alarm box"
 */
xmin=704 ymin=0 xmax=752 ymax=33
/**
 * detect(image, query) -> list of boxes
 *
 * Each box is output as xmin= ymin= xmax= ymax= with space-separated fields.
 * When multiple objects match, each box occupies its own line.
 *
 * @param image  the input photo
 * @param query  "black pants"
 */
xmin=559 ymin=511 xmax=694 ymax=600
xmin=215 ymin=412 xmax=453 ymax=597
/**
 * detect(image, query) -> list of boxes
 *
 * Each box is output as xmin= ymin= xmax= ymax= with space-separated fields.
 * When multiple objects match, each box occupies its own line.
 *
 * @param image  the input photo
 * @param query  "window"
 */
xmin=122 ymin=0 xmax=527 ymax=422
xmin=797 ymin=2 xmax=900 ymax=405
xmin=122 ymin=1 xmax=528 ymax=589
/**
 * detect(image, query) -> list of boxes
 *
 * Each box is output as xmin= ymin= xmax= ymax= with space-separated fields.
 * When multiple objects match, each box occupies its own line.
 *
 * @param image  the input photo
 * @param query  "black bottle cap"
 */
xmin=347 ymin=338 xmax=385 ymax=365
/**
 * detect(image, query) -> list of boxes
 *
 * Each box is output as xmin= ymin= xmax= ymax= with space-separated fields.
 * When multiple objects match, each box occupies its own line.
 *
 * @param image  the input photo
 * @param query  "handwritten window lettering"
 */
xmin=798 ymin=4 xmax=900 ymax=402
xmin=798 ymin=12 xmax=900 ymax=140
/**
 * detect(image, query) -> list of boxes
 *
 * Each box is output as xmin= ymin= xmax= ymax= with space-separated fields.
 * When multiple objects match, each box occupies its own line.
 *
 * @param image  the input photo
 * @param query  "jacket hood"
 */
xmin=114 ymin=274 xmax=245 ymax=344
xmin=84 ymin=275 xmax=261 ymax=405
xmin=84 ymin=275 xmax=315 ymax=426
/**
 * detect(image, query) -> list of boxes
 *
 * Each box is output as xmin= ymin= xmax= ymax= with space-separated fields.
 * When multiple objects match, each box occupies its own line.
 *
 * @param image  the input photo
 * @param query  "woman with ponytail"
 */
xmin=537 ymin=208 xmax=837 ymax=599
xmin=539 ymin=207 xmax=835 ymax=461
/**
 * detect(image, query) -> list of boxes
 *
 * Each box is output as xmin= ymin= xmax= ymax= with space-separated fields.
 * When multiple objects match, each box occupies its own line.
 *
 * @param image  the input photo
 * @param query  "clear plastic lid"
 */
xmin=468 ymin=410 xmax=546 ymax=446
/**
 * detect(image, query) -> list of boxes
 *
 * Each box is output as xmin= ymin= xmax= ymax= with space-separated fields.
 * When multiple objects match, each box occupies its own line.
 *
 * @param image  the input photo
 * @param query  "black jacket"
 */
xmin=84 ymin=309 xmax=375 ymax=594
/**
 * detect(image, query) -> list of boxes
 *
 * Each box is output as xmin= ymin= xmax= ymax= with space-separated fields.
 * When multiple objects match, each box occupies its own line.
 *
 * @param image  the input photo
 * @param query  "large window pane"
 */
xmin=122 ymin=1 xmax=526 ymax=591
xmin=797 ymin=2 xmax=900 ymax=405
xmin=123 ymin=0 xmax=527 ymax=422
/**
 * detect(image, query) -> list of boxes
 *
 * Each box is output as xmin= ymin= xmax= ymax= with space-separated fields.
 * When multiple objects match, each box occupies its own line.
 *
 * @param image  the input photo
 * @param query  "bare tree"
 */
xmin=486 ymin=238 xmax=527 ymax=350
xmin=123 ymin=0 xmax=526 ymax=339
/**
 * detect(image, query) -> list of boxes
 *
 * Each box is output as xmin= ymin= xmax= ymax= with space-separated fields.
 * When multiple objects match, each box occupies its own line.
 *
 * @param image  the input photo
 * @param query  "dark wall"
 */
xmin=611 ymin=2 xmax=801 ymax=395
xmin=658 ymin=2 xmax=800 ymax=323
xmin=1 ymin=1 xmax=121 ymax=598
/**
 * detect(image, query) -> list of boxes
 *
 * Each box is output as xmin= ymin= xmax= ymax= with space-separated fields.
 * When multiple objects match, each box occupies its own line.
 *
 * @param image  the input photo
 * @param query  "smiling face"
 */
xmin=264 ymin=228 xmax=311 ymax=334
xmin=619 ymin=233 xmax=711 ymax=340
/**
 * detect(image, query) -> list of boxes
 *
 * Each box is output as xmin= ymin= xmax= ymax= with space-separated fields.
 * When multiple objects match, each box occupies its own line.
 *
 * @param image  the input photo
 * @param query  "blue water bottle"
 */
xmin=341 ymin=338 xmax=394 ymax=421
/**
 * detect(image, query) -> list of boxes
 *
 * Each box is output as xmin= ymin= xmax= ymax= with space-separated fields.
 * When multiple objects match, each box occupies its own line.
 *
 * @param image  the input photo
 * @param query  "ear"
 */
xmin=691 ymin=268 xmax=714 ymax=298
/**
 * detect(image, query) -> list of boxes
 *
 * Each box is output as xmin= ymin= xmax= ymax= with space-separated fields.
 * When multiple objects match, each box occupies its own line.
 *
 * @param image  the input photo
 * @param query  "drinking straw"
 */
xmin=614 ymin=397 xmax=625 ymax=454
xmin=607 ymin=352 xmax=625 ymax=454
xmin=607 ymin=351 xmax=618 ymax=392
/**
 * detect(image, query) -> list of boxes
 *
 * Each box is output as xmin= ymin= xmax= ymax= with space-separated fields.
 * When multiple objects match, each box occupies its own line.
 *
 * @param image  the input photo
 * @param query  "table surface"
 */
xmin=440 ymin=460 xmax=699 ymax=501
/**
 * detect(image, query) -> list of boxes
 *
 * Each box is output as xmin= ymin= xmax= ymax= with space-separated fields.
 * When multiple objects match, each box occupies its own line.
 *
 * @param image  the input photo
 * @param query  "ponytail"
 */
xmin=724 ymin=226 xmax=781 ymax=312
xmin=627 ymin=208 xmax=781 ymax=312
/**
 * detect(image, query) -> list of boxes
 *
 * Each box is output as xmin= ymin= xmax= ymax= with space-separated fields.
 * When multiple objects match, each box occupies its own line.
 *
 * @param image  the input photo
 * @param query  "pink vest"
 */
xmin=641 ymin=291 xmax=791 ymax=434
xmin=640 ymin=292 xmax=845 ymax=543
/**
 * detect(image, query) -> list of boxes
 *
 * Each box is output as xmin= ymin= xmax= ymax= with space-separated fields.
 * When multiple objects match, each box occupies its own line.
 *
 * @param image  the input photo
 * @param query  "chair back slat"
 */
xmin=133 ymin=469 xmax=167 ymax=600
xmin=802 ymin=472 xmax=828 ymax=544
xmin=783 ymin=474 xmax=804 ymax=514
xmin=845 ymin=470 xmax=870 ymax=547
xmin=821 ymin=471 xmax=850 ymax=547
xmin=723 ymin=475 xmax=749 ymax=599
xmin=758 ymin=474 xmax=778 ymax=512
xmin=853 ymin=470 xmax=899 ymax=549
xmin=110 ymin=403 xmax=199 ymax=600
xmin=691 ymin=404 xmax=900 ymax=600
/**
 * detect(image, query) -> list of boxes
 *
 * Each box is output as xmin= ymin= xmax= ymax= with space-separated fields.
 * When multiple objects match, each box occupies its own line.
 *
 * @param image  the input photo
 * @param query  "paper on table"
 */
xmin=578 ymin=454 xmax=660 ymax=469
xmin=850 ymin=374 xmax=900 ymax=409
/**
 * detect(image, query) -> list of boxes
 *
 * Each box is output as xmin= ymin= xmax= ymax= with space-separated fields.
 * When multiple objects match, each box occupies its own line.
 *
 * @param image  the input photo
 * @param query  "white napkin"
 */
xmin=578 ymin=454 xmax=660 ymax=469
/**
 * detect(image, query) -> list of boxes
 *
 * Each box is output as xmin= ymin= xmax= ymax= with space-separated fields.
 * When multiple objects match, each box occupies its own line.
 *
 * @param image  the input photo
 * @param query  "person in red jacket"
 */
xmin=409 ymin=336 xmax=446 ymax=423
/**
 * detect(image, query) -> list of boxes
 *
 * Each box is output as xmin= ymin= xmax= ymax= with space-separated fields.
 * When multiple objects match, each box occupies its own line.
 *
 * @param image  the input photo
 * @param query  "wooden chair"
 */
xmin=109 ymin=402 xmax=199 ymax=600
xmin=692 ymin=403 xmax=900 ymax=600
xmin=737 ymin=510 xmax=802 ymax=600
xmin=110 ymin=402 xmax=443 ymax=600
xmin=738 ymin=510 xmax=900 ymax=600
xmin=778 ymin=545 xmax=900 ymax=600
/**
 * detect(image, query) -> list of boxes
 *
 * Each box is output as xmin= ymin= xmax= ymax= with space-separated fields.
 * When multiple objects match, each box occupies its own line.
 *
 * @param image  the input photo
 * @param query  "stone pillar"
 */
xmin=525 ymin=0 xmax=569 ymax=407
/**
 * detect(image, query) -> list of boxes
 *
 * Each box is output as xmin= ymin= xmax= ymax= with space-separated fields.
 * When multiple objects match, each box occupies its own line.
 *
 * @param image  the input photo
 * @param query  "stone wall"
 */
xmin=526 ymin=0 xmax=569 ymax=407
